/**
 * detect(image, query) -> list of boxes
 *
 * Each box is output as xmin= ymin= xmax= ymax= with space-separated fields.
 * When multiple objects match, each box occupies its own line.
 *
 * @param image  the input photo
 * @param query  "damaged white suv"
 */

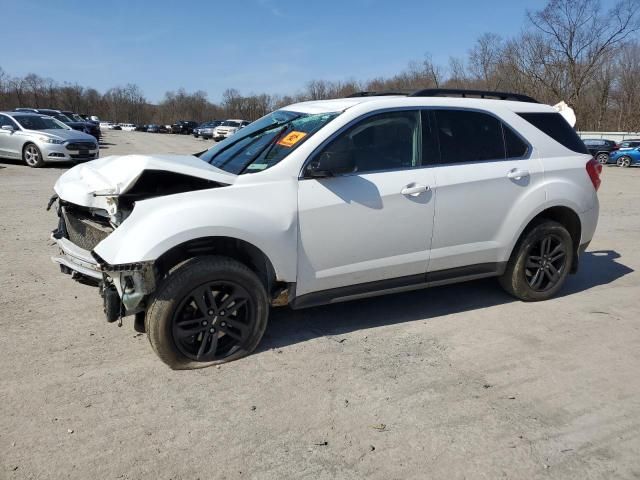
xmin=50 ymin=89 xmax=601 ymax=369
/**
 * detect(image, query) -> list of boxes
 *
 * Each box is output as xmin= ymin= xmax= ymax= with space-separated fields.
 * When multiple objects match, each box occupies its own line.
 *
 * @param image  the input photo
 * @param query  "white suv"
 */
xmin=50 ymin=89 xmax=601 ymax=369
xmin=212 ymin=119 xmax=250 ymax=140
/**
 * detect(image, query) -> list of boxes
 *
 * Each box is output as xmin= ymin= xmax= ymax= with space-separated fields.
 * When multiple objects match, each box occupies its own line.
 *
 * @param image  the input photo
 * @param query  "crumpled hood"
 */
xmin=54 ymin=153 xmax=236 ymax=210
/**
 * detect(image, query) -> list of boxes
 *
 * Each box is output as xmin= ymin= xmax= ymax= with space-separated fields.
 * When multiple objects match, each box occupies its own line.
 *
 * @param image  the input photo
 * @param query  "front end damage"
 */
xmin=50 ymin=198 xmax=156 ymax=322
xmin=49 ymin=153 xmax=236 ymax=323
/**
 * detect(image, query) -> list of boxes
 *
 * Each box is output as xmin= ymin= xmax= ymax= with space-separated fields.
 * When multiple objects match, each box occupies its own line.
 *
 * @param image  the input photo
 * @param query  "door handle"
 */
xmin=507 ymin=168 xmax=530 ymax=180
xmin=401 ymin=184 xmax=430 ymax=196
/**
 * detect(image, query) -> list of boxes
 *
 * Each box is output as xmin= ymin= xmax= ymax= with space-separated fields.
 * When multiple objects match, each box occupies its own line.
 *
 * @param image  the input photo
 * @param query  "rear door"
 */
xmin=425 ymin=108 xmax=545 ymax=274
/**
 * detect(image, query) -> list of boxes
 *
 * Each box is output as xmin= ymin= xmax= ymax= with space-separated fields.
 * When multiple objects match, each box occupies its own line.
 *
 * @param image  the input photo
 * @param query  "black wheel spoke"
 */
xmin=205 ymin=330 xmax=220 ymax=357
xmin=223 ymin=316 xmax=249 ymax=334
xmin=550 ymin=251 xmax=565 ymax=262
xmin=547 ymin=263 xmax=560 ymax=281
xmin=526 ymin=258 xmax=540 ymax=269
xmin=531 ymin=269 xmax=544 ymax=289
xmin=193 ymin=288 xmax=210 ymax=316
xmin=175 ymin=318 xmax=208 ymax=339
xmin=218 ymin=324 xmax=243 ymax=342
xmin=196 ymin=330 xmax=211 ymax=359
xmin=226 ymin=298 xmax=248 ymax=316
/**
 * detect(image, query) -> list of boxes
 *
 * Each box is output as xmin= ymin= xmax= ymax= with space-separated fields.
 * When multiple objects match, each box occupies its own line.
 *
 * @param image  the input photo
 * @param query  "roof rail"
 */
xmin=409 ymin=88 xmax=539 ymax=103
xmin=345 ymin=91 xmax=410 ymax=98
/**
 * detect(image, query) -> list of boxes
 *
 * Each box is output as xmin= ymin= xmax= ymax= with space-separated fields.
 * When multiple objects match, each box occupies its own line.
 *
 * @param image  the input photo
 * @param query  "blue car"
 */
xmin=608 ymin=140 xmax=640 ymax=167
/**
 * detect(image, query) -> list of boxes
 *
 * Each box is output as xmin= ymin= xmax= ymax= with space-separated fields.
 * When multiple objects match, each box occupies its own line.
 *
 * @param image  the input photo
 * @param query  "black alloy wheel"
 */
xmin=524 ymin=234 xmax=567 ymax=292
xmin=172 ymin=280 xmax=254 ymax=362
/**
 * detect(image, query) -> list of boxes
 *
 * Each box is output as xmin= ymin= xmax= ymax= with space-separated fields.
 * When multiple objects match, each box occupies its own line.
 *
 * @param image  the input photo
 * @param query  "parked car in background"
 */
xmin=147 ymin=124 xmax=162 ymax=133
xmin=0 ymin=111 xmax=98 ymax=167
xmin=135 ymin=124 xmax=148 ymax=132
xmin=212 ymin=119 xmax=250 ymax=140
xmin=111 ymin=124 xmax=122 ymax=131
xmin=120 ymin=123 xmax=136 ymax=131
xmin=608 ymin=141 xmax=640 ymax=167
xmin=171 ymin=120 xmax=199 ymax=135
xmin=14 ymin=108 xmax=100 ymax=140
xmin=582 ymin=138 xmax=618 ymax=164
xmin=196 ymin=121 xmax=223 ymax=139
xmin=62 ymin=110 xmax=101 ymax=139
xmin=99 ymin=121 xmax=114 ymax=129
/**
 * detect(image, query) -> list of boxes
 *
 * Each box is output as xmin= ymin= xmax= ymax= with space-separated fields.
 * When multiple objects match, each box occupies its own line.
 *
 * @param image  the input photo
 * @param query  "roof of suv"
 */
xmin=284 ymin=95 xmax=558 ymax=115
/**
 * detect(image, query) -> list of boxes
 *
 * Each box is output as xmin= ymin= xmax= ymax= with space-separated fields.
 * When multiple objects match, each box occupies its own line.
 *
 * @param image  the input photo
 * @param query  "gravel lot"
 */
xmin=1 ymin=130 xmax=639 ymax=479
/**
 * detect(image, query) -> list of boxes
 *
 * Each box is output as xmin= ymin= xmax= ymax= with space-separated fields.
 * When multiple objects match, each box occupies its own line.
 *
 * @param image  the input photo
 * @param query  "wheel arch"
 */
xmin=154 ymin=236 xmax=285 ymax=298
xmin=511 ymin=205 xmax=582 ymax=273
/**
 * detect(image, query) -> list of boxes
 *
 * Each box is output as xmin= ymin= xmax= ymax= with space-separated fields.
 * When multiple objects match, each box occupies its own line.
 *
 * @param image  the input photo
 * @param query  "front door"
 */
xmin=0 ymin=116 xmax=22 ymax=159
xmin=296 ymin=109 xmax=436 ymax=297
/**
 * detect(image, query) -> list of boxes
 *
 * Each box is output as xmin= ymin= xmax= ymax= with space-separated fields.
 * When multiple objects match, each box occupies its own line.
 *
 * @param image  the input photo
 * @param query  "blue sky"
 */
xmin=3 ymin=0 xmax=547 ymax=102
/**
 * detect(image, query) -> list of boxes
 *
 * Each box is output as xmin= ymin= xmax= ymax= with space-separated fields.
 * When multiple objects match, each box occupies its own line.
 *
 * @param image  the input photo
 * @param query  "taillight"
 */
xmin=586 ymin=157 xmax=603 ymax=191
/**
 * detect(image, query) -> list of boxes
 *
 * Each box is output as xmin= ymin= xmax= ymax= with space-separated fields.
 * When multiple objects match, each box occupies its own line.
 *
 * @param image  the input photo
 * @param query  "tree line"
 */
xmin=1 ymin=0 xmax=640 ymax=131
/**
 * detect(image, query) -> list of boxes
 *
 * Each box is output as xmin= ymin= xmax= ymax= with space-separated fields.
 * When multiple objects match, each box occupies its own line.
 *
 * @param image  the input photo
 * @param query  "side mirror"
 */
xmin=306 ymin=151 xmax=356 ymax=178
xmin=1 ymin=125 xmax=15 ymax=132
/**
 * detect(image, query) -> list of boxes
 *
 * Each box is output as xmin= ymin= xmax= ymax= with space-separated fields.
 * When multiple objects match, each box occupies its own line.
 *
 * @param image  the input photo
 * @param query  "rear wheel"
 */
xmin=23 ymin=143 xmax=44 ymax=168
xmin=617 ymin=156 xmax=631 ymax=168
xmin=596 ymin=152 xmax=609 ymax=164
xmin=499 ymin=220 xmax=574 ymax=301
xmin=145 ymin=256 xmax=269 ymax=369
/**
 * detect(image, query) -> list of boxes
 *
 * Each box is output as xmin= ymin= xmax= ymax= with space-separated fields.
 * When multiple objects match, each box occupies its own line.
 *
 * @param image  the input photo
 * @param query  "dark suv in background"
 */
xmin=583 ymin=138 xmax=619 ymax=164
xmin=171 ymin=120 xmax=199 ymax=134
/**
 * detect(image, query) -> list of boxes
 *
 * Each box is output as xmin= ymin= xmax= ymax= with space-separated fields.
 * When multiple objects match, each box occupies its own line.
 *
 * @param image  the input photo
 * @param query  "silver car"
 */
xmin=0 ymin=112 xmax=99 ymax=168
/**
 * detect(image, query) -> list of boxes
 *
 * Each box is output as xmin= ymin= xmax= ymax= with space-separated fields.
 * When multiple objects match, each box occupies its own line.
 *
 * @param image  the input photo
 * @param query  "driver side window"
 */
xmin=319 ymin=110 xmax=421 ymax=174
xmin=0 ymin=115 xmax=16 ymax=129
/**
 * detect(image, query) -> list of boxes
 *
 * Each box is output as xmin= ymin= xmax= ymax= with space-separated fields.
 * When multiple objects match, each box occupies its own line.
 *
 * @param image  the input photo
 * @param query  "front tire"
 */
xmin=23 ymin=143 xmax=44 ymax=168
xmin=499 ymin=220 xmax=574 ymax=301
xmin=596 ymin=152 xmax=609 ymax=164
xmin=617 ymin=156 xmax=631 ymax=168
xmin=145 ymin=256 xmax=269 ymax=369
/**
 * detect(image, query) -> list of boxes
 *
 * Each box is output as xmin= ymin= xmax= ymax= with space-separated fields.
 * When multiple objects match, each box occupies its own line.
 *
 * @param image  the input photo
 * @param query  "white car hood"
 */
xmin=54 ymin=153 xmax=236 ymax=210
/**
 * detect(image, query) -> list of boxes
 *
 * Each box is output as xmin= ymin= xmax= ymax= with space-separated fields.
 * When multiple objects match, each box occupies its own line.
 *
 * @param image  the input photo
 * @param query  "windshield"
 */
xmin=199 ymin=110 xmax=339 ymax=175
xmin=221 ymin=121 xmax=241 ymax=127
xmin=70 ymin=114 xmax=84 ymax=122
xmin=52 ymin=113 xmax=73 ymax=123
xmin=14 ymin=115 xmax=70 ymax=130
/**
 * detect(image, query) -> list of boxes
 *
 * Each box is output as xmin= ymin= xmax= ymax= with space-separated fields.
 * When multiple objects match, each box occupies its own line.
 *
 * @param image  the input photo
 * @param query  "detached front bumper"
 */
xmin=51 ymin=233 xmax=156 ymax=318
xmin=51 ymin=235 xmax=102 ymax=282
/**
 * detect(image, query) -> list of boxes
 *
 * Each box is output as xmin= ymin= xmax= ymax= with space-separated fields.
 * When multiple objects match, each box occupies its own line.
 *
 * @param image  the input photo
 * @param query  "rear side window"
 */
xmin=434 ymin=110 xmax=504 ymax=163
xmin=518 ymin=112 xmax=588 ymax=154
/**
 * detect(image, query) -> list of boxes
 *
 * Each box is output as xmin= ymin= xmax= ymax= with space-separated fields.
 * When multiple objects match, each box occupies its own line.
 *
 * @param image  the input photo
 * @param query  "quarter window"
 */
xmin=318 ymin=110 xmax=421 ymax=173
xmin=517 ymin=112 xmax=588 ymax=154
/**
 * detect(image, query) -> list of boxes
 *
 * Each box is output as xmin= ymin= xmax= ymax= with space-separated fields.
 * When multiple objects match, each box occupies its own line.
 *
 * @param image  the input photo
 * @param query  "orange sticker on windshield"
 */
xmin=277 ymin=131 xmax=307 ymax=147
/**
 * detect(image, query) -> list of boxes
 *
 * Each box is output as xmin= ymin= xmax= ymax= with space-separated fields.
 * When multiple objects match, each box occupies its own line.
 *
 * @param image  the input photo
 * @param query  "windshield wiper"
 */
xmin=207 ymin=116 xmax=300 ymax=163
xmin=237 ymin=124 xmax=292 ymax=175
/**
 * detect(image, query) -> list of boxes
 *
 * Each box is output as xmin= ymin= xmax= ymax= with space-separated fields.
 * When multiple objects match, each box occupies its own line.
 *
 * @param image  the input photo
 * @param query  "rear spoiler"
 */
xmin=553 ymin=101 xmax=576 ymax=127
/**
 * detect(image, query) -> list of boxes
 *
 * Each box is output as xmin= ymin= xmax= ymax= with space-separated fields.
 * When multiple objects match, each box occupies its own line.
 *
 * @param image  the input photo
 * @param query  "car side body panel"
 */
xmin=93 ymin=179 xmax=299 ymax=282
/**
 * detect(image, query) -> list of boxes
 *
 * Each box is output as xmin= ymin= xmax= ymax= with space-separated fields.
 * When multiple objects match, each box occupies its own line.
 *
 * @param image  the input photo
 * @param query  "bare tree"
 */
xmin=526 ymin=0 xmax=640 ymax=124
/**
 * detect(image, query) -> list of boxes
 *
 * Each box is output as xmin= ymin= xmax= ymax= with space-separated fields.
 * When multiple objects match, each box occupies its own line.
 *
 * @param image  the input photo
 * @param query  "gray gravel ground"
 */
xmin=1 ymin=130 xmax=639 ymax=479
